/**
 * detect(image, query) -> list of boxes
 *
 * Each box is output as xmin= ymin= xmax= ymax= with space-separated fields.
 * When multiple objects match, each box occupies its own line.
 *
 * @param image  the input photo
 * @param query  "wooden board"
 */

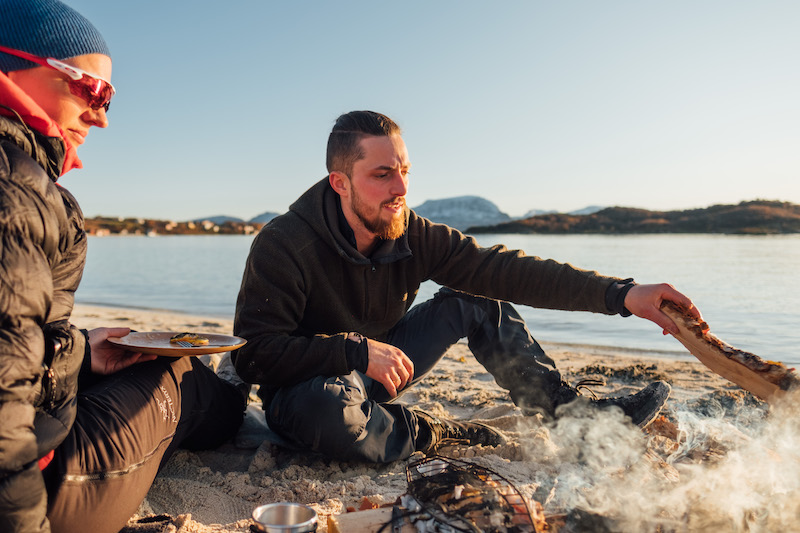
xmin=661 ymin=301 xmax=799 ymax=403
xmin=327 ymin=507 xmax=417 ymax=533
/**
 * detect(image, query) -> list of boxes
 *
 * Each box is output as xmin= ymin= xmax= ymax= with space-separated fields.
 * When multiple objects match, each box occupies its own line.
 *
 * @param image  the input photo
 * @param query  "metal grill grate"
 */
xmin=404 ymin=455 xmax=538 ymax=533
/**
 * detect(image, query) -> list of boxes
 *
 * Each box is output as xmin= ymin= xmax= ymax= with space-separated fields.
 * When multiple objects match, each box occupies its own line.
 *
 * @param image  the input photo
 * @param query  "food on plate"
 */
xmin=661 ymin=300 xmax=799 ymax=403
xmin=169 ymin=332 xmax=210 ymax=346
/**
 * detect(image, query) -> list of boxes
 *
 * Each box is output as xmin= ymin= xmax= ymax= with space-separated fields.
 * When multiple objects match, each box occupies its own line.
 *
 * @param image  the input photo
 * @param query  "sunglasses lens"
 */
xmin=67 ymin=76 xmax=114 ymax=111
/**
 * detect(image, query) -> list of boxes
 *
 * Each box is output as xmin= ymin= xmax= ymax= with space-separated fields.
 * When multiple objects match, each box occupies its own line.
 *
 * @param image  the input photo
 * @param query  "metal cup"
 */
xmin=251 ymin=502 xmax=318 ymax=533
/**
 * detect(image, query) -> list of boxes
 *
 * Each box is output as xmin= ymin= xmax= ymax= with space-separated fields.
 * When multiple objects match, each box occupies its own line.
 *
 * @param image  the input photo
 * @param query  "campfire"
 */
xmin=401 ymin=456 xmax=545 ymax=532
xmin=327 ymin=390 xmax=800 ymax=533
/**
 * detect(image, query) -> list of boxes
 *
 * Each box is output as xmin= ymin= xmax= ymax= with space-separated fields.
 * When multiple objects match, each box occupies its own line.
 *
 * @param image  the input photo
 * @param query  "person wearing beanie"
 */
xmin=0 ymin=2 xmax=245 ymax=532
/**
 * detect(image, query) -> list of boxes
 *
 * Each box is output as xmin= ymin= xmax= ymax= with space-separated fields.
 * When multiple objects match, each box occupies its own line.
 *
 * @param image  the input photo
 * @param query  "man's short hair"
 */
xmin=326 ymin=111 xmax=401 ymax=176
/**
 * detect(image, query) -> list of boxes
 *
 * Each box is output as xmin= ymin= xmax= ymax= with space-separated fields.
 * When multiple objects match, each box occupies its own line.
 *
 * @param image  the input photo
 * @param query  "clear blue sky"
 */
xmin=61 ymin=1 xmax=799 ymax=221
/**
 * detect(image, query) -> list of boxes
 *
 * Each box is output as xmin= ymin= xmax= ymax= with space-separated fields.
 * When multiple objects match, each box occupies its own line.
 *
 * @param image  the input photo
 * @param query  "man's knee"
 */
xmin=268 ymin=376 xmax=368 ymax=455
xmin=430 ymin=288 xmax=503 ymax=333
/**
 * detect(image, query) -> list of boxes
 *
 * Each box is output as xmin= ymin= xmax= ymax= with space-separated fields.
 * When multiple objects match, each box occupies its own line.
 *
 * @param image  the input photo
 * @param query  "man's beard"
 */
xmin=351 ymin=189 xmax=406 ymax=241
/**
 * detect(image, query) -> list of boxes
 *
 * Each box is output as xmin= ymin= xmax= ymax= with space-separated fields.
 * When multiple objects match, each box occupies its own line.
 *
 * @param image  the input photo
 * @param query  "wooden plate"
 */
xmin=108 ymin=331 xmax=246 ymax=357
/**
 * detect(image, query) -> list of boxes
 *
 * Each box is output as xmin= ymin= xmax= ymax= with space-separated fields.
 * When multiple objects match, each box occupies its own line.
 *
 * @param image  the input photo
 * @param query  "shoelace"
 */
xmin=433 ymin=437 xmax=471 ymax=453
xmin=573 ymin=378 xmax=607 ymax=400
xmin=432 ymin=423 xmax=495 ymax=453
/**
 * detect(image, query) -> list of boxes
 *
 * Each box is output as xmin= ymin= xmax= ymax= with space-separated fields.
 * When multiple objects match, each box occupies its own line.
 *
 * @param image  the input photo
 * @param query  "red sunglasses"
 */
xmin=0 ymin=44 xmax=115 ymax=112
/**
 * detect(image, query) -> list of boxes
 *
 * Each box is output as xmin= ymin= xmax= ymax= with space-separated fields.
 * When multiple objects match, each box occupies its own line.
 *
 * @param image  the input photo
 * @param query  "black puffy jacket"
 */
xmin=0 ymin=110 xmax=90 ymax=532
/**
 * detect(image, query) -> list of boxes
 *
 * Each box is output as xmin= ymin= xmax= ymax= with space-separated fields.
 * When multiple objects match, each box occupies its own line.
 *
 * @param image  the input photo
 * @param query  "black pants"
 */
xmin=42 ymin=356 xmax=244 ymax=533
xmin=265 ymin=288 xmax=564 ymax=463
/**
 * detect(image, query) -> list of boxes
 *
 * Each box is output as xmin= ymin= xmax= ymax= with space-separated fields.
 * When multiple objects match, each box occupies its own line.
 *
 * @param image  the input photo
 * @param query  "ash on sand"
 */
xmin=71 ymin=308 xmax=798 ymax=533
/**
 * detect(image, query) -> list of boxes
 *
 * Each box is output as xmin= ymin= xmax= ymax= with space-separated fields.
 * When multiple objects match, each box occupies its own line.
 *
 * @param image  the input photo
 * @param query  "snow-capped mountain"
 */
xmin=412 ymin=196 xmax=512 ymax=231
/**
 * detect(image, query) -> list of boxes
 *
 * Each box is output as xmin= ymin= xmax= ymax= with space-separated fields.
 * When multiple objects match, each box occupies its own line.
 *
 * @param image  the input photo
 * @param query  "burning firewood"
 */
xmin=661 ymin=301 xmax=800 ymax=404
xmin=403 ymin=456 xmax=545 ymax=532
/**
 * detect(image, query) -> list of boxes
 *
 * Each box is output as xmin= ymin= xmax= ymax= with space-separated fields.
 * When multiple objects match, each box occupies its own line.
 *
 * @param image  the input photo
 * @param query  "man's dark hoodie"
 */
xmin=233 ymin=177 xmax=627 ymax=403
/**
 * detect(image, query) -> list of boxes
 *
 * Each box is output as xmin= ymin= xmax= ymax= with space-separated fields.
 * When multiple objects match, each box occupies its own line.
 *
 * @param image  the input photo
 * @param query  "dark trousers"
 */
xmin=265 ymin=288 xmax=564 ymax=463
xmin=42 ymin=356 xmax=244 ymax=533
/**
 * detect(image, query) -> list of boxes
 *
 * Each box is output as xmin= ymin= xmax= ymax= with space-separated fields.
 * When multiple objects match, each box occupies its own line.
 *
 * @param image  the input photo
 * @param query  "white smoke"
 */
xmin=527 ymin=393 xmax=800 ymax=532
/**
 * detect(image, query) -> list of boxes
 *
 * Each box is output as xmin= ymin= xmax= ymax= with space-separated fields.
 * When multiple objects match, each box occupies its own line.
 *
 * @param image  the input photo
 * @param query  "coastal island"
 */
xmin=84 ymin=217 xmax=266 ymax=236
xmin=467 ymin=200 xmax=800 ymax=235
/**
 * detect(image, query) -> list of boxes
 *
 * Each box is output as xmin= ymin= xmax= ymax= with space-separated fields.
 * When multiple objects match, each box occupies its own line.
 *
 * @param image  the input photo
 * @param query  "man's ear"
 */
xmin=329 ymin=171 xmax=349 ymax=197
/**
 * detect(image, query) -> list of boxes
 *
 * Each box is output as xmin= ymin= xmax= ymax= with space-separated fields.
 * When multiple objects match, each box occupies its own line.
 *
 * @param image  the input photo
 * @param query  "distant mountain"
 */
xmin=193 ymin=215 xmax=244 ymax=224
xmin=569 ymin=205 xmax=605 ymax=216
xmin=190 ymin=211 xmax=282 ymax=225
xmin=413 ymin=196 xmax=512 ymax=231
xmin=467 ymin=200 xmax=800 ymax=235
xmin=521 ymin=208 xmax=558 ymax=218
xmin=521 ymin=206 xmax=605 ymax=218
xmin=249 ymin=211 xmax=281 ymax=224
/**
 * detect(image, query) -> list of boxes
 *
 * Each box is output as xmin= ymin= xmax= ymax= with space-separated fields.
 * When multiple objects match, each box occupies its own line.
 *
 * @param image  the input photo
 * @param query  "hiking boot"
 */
xmin=519 ymin=376 xmax=670 ymax=429
xmin=588 ymin=381 xmax=671 ymax=428
xmin=413 ymin=409 xmax=505 ymax=454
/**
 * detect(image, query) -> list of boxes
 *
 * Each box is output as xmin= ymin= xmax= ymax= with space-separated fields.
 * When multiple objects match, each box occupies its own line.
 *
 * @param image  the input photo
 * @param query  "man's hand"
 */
xmin=624 ymin=283 xmax=702 ymax=335
xmin=88 ymin=327 xmax=157 ymax=375
xmin=364 ymin=339 xmax=414 ymax=398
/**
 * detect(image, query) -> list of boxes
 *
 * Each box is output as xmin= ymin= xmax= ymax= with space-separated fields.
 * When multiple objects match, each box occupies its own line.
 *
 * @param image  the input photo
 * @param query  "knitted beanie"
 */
xmin=0 ymin=0 xmax=110 ymax=73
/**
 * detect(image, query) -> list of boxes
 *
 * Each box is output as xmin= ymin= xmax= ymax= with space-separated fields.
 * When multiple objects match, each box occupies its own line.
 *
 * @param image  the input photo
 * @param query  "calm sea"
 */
xmin=77 ymin=234 xmax=800 ymax=364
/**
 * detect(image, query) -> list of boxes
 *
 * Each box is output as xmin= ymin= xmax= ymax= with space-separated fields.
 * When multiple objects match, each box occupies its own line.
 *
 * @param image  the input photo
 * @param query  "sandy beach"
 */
xmin=71 ymin=304 xmax=799 ymax=533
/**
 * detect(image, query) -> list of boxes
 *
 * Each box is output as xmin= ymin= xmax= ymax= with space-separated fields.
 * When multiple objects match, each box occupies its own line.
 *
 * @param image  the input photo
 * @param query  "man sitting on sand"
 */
xmin=232 ymin=110 xmax=701 ymax=463
xmin=0 ymin=2 xmax=244 ymax=532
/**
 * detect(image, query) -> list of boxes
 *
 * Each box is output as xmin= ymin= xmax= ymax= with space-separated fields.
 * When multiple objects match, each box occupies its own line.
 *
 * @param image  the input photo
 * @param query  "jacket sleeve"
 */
xmin=0 ymin=145 xmax=67 ymax=533
xmin=413 ymin=215 xmax=624 ymax=314
xmin=233 ymin=224 xmax=354 ymax=389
